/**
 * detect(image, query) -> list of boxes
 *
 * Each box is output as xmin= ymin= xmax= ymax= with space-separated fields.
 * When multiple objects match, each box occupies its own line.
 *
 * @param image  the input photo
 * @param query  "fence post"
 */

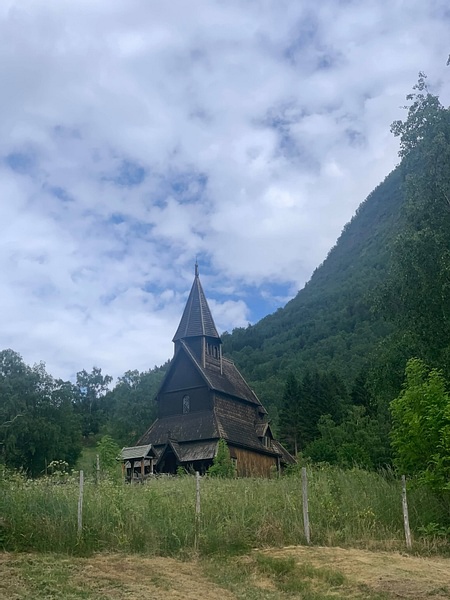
xmin=96 ymin=454 xmax=100 ymax=484
xmin=194 ymin=471 xmax=201 ymax=553
xmin=302 ymin=467 xmax=311 ymax=544
xmin=78 ymin=470 xmax=84 ymax=537
xmin=401 ymin=475 xmax=412 ymax=549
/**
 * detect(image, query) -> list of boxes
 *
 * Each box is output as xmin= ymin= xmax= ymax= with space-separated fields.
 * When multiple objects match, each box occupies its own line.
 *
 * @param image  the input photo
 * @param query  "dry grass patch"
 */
xmin=0 ymin=553 xmax=235 ymax=600
xmin=1 ymin=547 xmax=450 ymax=600
xmin=269 ymin=546 xmax=450 ymax=599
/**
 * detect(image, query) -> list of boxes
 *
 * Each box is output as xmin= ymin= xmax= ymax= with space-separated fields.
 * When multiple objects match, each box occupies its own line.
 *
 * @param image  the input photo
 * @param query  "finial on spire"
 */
xmin=195 ymin=259 xmax=199 ymax=277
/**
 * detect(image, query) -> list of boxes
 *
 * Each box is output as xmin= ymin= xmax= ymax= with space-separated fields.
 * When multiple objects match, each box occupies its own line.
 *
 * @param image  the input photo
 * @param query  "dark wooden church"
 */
xmin=128 ymin=264 xmax=294 ymax=477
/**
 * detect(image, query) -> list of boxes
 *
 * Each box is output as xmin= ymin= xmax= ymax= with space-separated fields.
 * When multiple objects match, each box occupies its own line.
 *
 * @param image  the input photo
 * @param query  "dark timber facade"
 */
xmin=136 ymin=264 xmax=295 ymax=477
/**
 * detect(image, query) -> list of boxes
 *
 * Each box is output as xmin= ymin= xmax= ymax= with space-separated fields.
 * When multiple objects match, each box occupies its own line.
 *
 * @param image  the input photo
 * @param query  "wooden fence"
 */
xmin=76 ymin=468 xmax=414 ymax=552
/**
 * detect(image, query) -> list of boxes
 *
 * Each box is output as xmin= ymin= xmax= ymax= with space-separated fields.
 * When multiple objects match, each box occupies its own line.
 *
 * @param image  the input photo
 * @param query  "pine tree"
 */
xmin=278 ymin=372 xmax=302 ymax=455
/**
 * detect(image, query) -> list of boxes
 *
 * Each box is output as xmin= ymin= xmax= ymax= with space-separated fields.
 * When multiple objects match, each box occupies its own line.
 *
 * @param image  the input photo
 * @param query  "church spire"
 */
xmin=172 ymin=264 xmax=220 ymax=343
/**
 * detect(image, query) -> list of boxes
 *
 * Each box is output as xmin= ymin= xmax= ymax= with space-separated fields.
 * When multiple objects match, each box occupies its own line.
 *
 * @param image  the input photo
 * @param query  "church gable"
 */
xmin=161 ymin=350 xmax=205 ymax=393
xmin=158 ymin=348 xmax=211 ymax=418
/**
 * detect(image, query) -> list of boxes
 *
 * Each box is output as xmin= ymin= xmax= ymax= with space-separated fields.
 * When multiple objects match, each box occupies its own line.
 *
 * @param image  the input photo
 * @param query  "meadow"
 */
xmin=1 ymin=466 xmax=449 ymax=558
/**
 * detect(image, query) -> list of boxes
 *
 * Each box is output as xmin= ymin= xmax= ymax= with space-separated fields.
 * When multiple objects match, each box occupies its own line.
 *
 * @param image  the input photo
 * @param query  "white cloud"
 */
xmin=1 ymin=0 xmax=449 ymax=379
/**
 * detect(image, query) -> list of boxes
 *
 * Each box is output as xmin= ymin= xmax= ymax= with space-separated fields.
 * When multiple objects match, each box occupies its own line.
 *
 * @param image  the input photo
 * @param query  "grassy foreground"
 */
xmin=1 ymin=466 xmax=449 ymax=557
xmin=2 ymin=548 xmax=450 ymax=600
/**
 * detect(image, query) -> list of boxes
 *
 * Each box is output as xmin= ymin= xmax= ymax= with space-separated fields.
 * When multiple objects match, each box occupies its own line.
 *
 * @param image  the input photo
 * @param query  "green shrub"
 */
xmin=207 ymin=439 xmax=235 ymax=478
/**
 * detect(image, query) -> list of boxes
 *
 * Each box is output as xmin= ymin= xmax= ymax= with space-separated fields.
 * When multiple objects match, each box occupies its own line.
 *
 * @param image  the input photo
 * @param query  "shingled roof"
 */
xmin=137 ymin=406 xmax=279 ymax=457
xmin=138 ymin=411 xmax=220 ymax=446
xmin=173 ymin=263 xmax=220 ymax=342
xmin=120 ymin=444 xmax=155 ymax=461
xmin=179 ymin=340 xmax=265 ymax=408
xmin=155 ymin=440 xmax=218 ymax=464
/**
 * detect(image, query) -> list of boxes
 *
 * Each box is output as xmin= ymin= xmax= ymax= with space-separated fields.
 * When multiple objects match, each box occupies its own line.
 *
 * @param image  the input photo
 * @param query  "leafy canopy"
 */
xmin=0 ymin=349 xmax=81 ymax=477
xmin=390 ymin=358 xmax=450 ymax=490
xmin=391 ymin=72 xmax=445 ymax=158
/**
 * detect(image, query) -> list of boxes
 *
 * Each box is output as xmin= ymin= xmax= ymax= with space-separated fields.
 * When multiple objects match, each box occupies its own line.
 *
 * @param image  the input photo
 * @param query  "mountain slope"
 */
xmin=222 ymin=166 xmax=405 ymax=407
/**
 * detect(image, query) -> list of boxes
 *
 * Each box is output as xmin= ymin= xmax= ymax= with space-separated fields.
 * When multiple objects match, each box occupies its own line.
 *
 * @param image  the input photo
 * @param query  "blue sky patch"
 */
xmin=108 ymin=159 xmax=146 ymax=187
xmin=246 ymin=281 xmax=295 ymax=323
xmin=47 ymin=185 xmax=73 ymax=202
xmin=110 ymin=213 xmax=126 ymax=225
xmin=170 ymin=171 xmax=208 ymax=203
xmin=5 ymin=152 xmax=36 ymax=174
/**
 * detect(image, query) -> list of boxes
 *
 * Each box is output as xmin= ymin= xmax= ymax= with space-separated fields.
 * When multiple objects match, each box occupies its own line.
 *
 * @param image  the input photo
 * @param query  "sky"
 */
xmin=1 ymin=0 xmax=450 ymax=382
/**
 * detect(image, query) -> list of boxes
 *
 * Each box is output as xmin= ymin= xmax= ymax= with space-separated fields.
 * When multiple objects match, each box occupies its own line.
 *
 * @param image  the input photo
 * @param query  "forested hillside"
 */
xmin=222 ymin=166 xmax=404 ymax=405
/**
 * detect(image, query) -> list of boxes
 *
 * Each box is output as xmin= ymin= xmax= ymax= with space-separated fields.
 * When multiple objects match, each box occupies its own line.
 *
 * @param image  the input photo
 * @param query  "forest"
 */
xmin=1 ymin=74 xmax=450 ymax=494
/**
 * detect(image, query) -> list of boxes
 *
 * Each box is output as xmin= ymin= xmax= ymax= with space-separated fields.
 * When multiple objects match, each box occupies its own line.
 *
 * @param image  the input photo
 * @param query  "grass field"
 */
xmin=1 ymin=465 xmax=449 ymax=558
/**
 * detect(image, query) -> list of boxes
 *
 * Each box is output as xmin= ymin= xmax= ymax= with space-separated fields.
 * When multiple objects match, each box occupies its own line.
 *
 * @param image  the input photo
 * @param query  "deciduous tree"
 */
xmin=390 ymin=358 xmax=450 ymax=490
xmin=0 ymin=349 xmax=81 ymax=476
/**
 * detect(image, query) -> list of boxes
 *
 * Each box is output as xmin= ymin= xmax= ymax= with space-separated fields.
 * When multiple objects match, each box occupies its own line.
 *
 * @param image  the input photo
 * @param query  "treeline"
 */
xmin=278 ymin=369 xmax=390 ymax=472
xmin=0 ymin=348 xmax=167 ymax=476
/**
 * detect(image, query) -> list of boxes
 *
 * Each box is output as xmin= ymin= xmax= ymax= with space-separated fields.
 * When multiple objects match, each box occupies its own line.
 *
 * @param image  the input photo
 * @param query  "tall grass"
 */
xmin=1 ymin=466 xmax=448 ymax=557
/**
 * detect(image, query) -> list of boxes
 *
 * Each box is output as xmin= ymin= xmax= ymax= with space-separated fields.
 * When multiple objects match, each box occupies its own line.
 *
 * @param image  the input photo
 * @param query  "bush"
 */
xmin=207 ymin=439 xmax=235 ymax=478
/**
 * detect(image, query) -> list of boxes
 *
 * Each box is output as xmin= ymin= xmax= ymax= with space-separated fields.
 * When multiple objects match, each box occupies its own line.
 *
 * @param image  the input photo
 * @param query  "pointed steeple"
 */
xmin=173 ymin=264 xmax=220 ymax=342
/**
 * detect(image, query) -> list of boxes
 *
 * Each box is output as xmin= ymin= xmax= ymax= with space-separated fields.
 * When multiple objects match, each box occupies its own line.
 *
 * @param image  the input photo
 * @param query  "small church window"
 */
xmin=182 ymin=394 xmax=190 ymax=414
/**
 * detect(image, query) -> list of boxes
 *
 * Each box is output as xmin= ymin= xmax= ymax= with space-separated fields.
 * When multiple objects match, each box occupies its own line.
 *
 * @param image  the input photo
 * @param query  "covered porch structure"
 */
xmin=120 ymin=443 xmax=156 ymax=482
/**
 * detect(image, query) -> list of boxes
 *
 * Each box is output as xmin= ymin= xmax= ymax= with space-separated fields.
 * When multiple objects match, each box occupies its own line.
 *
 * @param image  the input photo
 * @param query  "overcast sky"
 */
xmin=1 ymin=0 xmax=449 ymax=382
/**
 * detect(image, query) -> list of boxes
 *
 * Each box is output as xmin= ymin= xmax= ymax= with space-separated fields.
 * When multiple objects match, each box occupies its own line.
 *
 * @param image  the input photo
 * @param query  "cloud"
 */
xmin=1 ymin=0 xmax=449 ymax=380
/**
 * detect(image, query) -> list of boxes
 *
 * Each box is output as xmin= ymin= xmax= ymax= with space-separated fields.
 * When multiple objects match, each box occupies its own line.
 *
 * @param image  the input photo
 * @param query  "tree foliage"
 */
xmin=74 ymin=366 xmax=112 ymax=438
xmin=103 ymin=366 xmax=166 ymax=445
xmin=278 ymin=373 xmax=301 ymax=455
xmin=304 ymin=406 xmax=391 ymax=469
xmin=382 ymin=74 xmax=450 ymax=377
xmin=390 ymin=72 xmax=445 ymax=158
xmin=97 ymin=434 xmax=121 ymax=476
xmin=0 ymin=349 xmax=81 ymax=477
xmin=278 ymin=370 xmax=348 ymax=457
xmin=207 ymin=439 xmax=235 ymax=478
xmin=390 ymin=358 xmax=450 ymax=490
xmin=3 ymin=75 xmax=450 ymax=480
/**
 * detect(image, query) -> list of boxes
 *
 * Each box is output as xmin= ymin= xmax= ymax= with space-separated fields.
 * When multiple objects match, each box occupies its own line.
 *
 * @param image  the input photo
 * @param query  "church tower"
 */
xmin=172 ymin=262 xmax=222 ymax=372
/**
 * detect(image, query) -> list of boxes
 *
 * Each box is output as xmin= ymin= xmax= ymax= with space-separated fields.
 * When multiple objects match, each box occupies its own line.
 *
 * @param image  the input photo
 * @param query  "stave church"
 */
xmin=121 ymin=264 xmax=295 ymax=478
